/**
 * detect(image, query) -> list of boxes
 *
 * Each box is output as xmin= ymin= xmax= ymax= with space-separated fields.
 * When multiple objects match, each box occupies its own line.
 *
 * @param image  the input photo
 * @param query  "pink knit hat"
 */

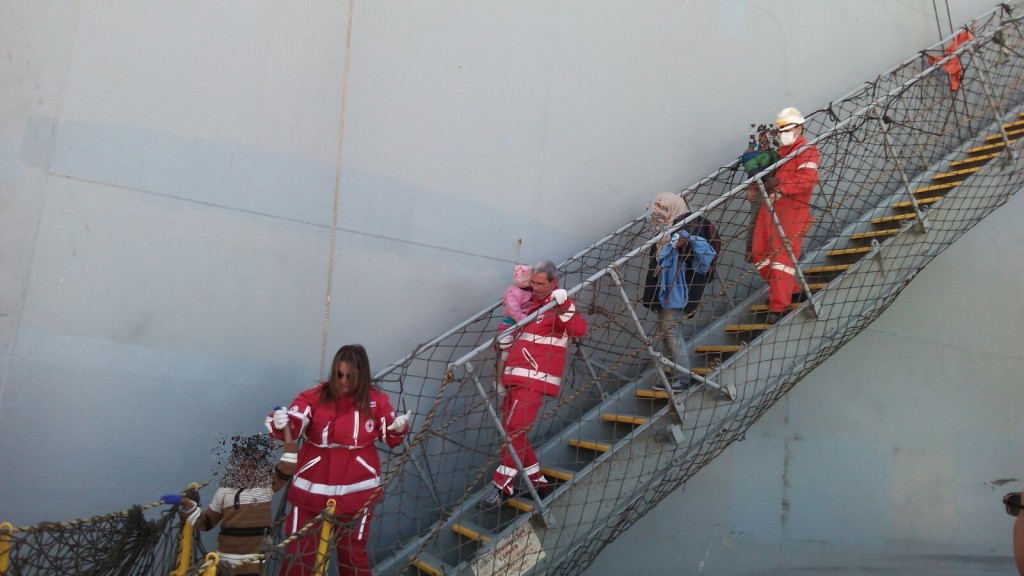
xmin=513 ymin=264 xmax=533 ymax=288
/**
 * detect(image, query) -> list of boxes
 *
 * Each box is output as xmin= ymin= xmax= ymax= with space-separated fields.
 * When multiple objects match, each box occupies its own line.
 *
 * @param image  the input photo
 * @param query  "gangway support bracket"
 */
xmin=869 ymin=239 xmax=888 ymax=280
xmin=540 ymin=506 xmax=559 ymax=529
xmin=655 ymin=353 xmax=736 ymax=401
xmin=914 ymin=215 xmax=931 ymax=234
xmin=652 ymin=422 xmax=687 ymax=445
xmin=668 ymin=424 xmax=686 ymax=446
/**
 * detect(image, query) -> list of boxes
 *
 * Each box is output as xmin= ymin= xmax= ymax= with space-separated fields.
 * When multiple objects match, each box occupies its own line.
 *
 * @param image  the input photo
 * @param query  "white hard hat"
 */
xmin=776 ymin=107 xmax=805 ymax=129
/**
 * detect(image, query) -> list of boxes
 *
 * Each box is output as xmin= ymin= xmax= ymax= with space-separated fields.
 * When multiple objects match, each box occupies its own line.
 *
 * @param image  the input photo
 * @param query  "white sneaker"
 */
xmin=652 ymin=379 xmax=689 ymax=393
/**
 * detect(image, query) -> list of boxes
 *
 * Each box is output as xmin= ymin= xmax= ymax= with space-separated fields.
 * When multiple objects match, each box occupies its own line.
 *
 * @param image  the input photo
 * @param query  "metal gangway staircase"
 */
xmin=4 ymin=4 xmax=1024 ymax=576
xmin=366 ymin=6 xmax=1024 ymax=576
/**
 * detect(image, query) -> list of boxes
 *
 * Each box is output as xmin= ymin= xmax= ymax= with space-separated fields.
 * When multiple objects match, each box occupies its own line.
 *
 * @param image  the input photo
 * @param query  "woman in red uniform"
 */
xmin=269 ymin=344 xmax=409 ymax=576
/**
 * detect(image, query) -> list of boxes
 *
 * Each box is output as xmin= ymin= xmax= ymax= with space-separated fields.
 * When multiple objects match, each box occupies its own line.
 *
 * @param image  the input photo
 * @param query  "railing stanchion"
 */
xmin=573 ymin=341 xmax=607 ymax=400
xmin=199 ymin=552 xmax=219 ymax=576
xmin=170 ymin=483 xmax=201 ymax=576
xmin=872 ymin=102 xmax=930 ymax=233
xmin=607 ymin=266 xmax=689 ymax=421
xmin=0 ymin=522 xmax=13 ymax=575
xmin=461 ymin=361 xmax=557 ymax=528
xmin=754 ymin=178 xmax=821 ymax=319
xmin=974 ymin=42 xmax=1018 ymax=161
xmin=312 ymin=500 xmax=336 ymax=576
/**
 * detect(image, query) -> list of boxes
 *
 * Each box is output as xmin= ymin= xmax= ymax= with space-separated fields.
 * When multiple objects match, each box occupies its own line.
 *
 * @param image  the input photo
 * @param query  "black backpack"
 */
xmin=679 ymin=213 xmax=720 ymax=279
xmin=640 ymin=212 xmax=720 ymax=310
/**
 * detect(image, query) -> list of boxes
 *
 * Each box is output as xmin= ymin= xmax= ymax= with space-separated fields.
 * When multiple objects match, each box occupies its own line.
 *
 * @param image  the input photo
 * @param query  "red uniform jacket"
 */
xmin=502 ymin=294 xmax=588 ymax=397
xmin=272 ymin=386 xmax=406 ymax=514
xmin=756 ymin=135 xmax=820 ymax=238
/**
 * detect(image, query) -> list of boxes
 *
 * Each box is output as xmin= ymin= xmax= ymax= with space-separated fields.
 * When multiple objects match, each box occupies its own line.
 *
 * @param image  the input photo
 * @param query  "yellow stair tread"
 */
xmin=505 ymin=497 xmax=535 ymax=513
xmin=827 ymin=246 xmax=872 ymax=257
xmin=871 ymin=212 xmax=918 ymax=224
xmin=803 ymin=264 xmax=850 ymax=274
xmin=950 ymin=151 xmax=1000 ymax=166
xmin=931 ymin=166 xmax=982 ymax=180
xmin=696 ymin=344 xmax=745 ymax=353
xmin=636 ymin=389 xmax=671 ymax=400
xmin=601 ymin=413 xmax=648 ymax=426
xmin=451 ymin=522 xmax=492 ymax=543
xmin=750 ymin=303 xmax=800 ymax=313
xmin=411 ymin=554 xmax=447 ymax=576
xmin=913 ymin=181 xmax=959 ymax=194
xmin=724 ymin=323 xmax=775 ymax=332
xmin=540 ymin=466 xmax=574 ymax=482
xmin=690 ymin=367 xmax=711 ymax=376
xmin=892 ymin=196 xmax=941 ymax=209
xmin=850 ymin=228 xmax=899 ymax=240
xmin=983 ymin=126 xmax=1024 ymax=142
xmin=967 ymin=141 xmax=1006 ymax=154
xmin=1002 ymin=118 xmax=1024 ymax=131
xmin=568 ymin=439 xmax=611 ymax=453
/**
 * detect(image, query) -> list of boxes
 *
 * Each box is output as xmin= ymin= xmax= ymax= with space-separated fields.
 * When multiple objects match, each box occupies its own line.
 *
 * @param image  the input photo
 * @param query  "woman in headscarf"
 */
xmin=641 ymin=191 xmax=716 ymax=392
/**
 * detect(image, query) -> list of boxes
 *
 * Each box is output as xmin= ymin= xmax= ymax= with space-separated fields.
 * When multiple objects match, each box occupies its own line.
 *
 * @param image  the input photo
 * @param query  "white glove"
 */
xmin=272 ymin=408 xmax=289 ymax=430
xmin=182 ymin=502 xmax=201 ymax=526
xmin=387 ymin=411 xmax=412 ymax=433
xmin=495 ymin=380 xmax=507 ymax=396
xmin=671 ymin=233 xmax=681 ymax=246
xmin=552 ymin=289 xmax=568 ymax=306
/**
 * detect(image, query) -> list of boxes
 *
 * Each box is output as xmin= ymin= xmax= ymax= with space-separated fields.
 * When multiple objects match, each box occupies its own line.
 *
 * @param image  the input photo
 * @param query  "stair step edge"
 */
xmin=451 ymin=521 xmax=495 ymax=544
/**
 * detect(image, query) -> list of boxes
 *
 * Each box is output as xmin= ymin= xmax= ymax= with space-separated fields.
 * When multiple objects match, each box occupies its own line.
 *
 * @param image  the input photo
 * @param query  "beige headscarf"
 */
xmin=650 ymin=191 xmax=689 ymax=251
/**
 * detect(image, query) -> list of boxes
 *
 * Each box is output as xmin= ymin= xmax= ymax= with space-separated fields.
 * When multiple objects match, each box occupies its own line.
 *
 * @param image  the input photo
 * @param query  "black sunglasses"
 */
xmin=1004 ymin=492 xmax=1022 ymax=517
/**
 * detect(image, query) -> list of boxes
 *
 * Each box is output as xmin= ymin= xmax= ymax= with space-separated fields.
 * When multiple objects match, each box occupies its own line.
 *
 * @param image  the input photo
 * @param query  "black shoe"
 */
xmin=478 ymin=486 xmax=509 ymax=511
xmin=532 ymin=483 xmax=555 ymax=500
xmin=765 ymin=311 xmax=783 ymax=324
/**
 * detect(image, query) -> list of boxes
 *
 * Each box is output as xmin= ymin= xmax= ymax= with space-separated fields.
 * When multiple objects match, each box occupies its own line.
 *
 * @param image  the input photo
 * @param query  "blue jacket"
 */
xmin=657 ymin=231 xmax=716 ymax=310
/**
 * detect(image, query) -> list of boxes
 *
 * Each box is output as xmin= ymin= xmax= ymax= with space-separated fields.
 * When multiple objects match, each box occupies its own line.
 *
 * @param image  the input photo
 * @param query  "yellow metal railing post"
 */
xmin=312 ymin=499 xmax=336 ymax=576
xmin=170 ymin=483 xmax=200 ymax=576
xmin=0 ymin=522 xmax=13 ymax=575
xmin=171 ymin=516 xmax=194 ymax=576
xmin=199 ymin=552 xmax=219 ymax=576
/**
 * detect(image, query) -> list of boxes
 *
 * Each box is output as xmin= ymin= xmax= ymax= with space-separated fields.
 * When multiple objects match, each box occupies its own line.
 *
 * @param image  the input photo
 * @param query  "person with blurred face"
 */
xmin=161 ymin=433 xmax=297 ymax=576
xmin=642 ymin=191 xmax=717 ymax=393
xmin=481 ymin=260 xmax=588 ymax=511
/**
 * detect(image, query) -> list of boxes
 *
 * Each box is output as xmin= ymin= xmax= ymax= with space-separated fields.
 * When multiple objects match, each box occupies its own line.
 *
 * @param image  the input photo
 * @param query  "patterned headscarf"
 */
xmin=650 ymin=191 xmax=689 ymax=251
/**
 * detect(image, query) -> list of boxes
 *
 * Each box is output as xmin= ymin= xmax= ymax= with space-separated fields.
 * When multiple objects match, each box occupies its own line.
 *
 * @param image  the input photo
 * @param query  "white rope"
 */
xmin=321 ymin=0 xmax=356 ymax=381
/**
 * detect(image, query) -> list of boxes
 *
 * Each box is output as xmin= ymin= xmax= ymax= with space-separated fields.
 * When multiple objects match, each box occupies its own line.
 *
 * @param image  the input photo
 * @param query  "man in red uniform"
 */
xmin=480 ymin=259 xmax=588 ymax=510
xmin=750 ymin=107 xmax=820 ymax=324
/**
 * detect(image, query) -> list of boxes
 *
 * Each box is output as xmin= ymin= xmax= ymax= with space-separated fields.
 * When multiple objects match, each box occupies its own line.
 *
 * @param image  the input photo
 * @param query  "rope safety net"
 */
xmin=3 ymin=4 xmax=1024 ymax=575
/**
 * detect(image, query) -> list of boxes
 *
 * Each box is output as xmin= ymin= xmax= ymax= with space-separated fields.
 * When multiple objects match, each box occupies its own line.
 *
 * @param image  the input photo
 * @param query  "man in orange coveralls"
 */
xmin=750 ymin=107 xmax=820 ymax=324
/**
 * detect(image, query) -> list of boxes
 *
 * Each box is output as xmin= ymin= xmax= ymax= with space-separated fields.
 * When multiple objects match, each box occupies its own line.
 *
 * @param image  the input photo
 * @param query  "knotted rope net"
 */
xmin=4 ymin=3 xmax=1024 ymax=575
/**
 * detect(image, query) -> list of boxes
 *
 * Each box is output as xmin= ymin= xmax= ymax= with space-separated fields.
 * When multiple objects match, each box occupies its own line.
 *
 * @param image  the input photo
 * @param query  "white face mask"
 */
xmin=779 ymin=128 xmax=799 ymax=146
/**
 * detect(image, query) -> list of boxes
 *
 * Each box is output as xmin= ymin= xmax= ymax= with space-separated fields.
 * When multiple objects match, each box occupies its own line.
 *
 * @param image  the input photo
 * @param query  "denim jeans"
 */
xmin=657 ymin=308 xmax=691 ymax=374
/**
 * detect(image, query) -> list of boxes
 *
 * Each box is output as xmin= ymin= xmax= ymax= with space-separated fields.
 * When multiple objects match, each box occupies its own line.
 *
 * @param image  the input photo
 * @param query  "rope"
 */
xmin=933 ymin=0 xmax=947 ymax=42
xmin=319 ymin=0 xmax=356 ymax=381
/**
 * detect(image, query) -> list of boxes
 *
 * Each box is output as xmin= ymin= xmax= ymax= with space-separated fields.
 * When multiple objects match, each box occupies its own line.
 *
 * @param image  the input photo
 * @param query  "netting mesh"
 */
xmin=4 ymin=4 xmax=1024 ymax=576
xmin=0 ymin=502 xmax=195 ymax=575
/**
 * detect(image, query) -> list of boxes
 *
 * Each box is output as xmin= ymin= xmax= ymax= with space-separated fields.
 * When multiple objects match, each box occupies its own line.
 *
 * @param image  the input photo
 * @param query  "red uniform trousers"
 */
xmin=492 ymin=385 xmax=549 ymax=494
xmin=751 ymin=207 xmax=811 ymax=314
xmin=280 ymin=505 xmax=373 ymax=576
